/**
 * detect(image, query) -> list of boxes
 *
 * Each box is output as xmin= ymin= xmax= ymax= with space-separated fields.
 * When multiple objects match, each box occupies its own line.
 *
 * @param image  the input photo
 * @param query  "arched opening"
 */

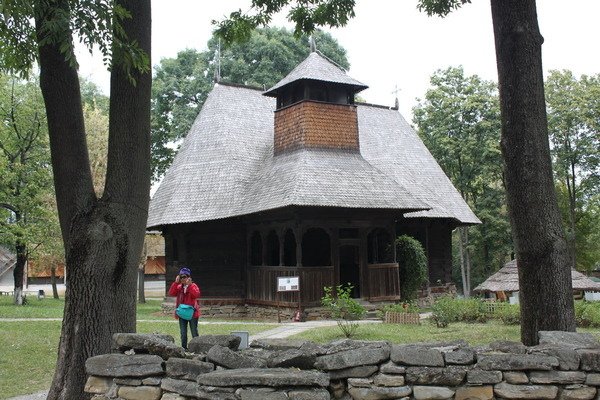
xmin=283 ymin=229 xmax=296 ymax=266
xmin=265 ymin=230 xmax=280 ymax=266
xmin=250 ymin=231 xmax=262 ymax=266
xmin=302 ymin=228 xmax=331 ymax=267
xmin=367 ymin=228 xmax=394 ymax=264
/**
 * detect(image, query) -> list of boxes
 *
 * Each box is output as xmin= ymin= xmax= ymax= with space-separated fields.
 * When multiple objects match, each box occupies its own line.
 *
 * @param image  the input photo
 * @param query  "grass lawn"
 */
xmin=0 ymin=294 xmax=275 ymax=399
xmin=291 ymin=320 xmax=600 ymax=345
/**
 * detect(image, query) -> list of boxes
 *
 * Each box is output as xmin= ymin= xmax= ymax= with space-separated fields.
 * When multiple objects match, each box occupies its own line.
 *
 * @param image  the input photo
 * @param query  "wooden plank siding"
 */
xmin=247 ymin=265 xmax=334 ymax=306
xmin=367 ymin=263 xmax=401 ymax=301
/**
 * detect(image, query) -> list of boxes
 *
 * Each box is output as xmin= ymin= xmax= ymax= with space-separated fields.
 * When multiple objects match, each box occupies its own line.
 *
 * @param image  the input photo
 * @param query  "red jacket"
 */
xmin=169 ymin=281 xmax=201 ymax=319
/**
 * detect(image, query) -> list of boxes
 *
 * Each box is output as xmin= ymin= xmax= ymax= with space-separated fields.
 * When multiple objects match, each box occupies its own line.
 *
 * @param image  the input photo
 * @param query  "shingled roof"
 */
xmin=264 ymin=52 xmax=368 ymax=97
xmin=147 ymin=82 xmax=479 ymax=228
xmin=473 ymin=259 xmax=600 ymax=292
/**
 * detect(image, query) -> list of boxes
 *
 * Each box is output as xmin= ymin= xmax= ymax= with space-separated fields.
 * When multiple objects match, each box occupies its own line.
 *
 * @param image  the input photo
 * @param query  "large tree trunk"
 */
xmin=490 ymin=0 xmax=575 ymax=345
xmin=457 ymin=229 xmax=469 ymax=297
xmin=50 ymin=265 xmax=59 ymax=299
xmin=13 ymin=241 xmax=26 ymax=305
xmin=35 ymin=1 xmax=151 ymax=398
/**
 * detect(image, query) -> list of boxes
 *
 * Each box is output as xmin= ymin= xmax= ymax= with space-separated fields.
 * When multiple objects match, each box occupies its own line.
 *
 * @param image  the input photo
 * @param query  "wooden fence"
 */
xmin=384 ymin=311 xmax=421 ymax=325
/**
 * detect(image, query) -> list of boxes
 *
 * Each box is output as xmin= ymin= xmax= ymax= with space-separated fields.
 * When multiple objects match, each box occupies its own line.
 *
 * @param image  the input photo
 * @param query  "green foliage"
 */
xmin=321 ymin=284 xmax=366 ymax=338
xmin=431 ymin=297 xmax=489 ymax=328
xmin=494 ymin=304 xmax=521 ymax=325
xmin=395 ymin=235 xmax=428 ymax=301
xmin=377 ymin=302 xmax=420 ymax=320
xmin=574 ymin=301 xmax=600 ymax=328
xmin=413 ymin=66 xmax=512 ymax=292
xmin=417 ymin=0 xmax=471 ymax=17
xmin=151 ymin=27 xmax=349 ymax=180
xmin=213 ymin=0 xmax=356 ymax=44
xmin=546 ymin=70 xmax=600 ymax=272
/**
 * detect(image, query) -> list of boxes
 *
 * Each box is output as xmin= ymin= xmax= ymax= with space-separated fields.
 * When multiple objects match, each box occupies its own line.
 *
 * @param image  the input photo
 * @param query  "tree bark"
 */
xmin=457 ymin=229 xmax=469 ymax=297
xmin=490 ymin=0 xmax=575 ymax=345
xmin=35 ymin=1 xmax=151 ymax=398
xmin=50 ymin=265 xmax=59 ymax=299
xmin=13 ymin=241 xmax=26 ymax=305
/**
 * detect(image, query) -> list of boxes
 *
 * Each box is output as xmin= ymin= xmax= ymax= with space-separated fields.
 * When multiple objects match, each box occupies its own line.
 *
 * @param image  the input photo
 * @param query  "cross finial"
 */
xmin=309 ymin=36 xmax=317 ymax=53
xmin=391 ymin=85 xmax=401 ymax=110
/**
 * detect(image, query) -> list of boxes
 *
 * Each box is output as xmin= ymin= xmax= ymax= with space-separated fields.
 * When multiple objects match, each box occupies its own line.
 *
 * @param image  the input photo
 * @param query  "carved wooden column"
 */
xmin=295 ymin=226 xmax=303 ymax=267
xmin=261 ymin=231 xmax=267 ymax=266
xmin=279 ymin=229 xmax=285 ymax=266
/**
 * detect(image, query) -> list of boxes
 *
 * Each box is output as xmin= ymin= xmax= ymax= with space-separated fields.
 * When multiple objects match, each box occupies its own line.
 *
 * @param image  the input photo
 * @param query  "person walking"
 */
xmin=168 ymin=267 xmax=201 ymax=349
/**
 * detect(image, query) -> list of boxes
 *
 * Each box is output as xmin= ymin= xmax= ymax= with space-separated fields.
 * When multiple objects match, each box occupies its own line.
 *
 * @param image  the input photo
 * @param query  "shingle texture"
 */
xmin=473 ymin=259 xmax=600 ymax=292
xmin=148 ymin=83 xmax=479 ymax=228
xmin=264 ymin=52 xmax=367 ymax=96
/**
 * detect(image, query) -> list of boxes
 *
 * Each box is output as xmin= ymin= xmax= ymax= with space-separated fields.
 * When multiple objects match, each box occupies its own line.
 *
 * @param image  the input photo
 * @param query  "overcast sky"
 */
xmin=78 ymin=0 xmax=600 ymax=119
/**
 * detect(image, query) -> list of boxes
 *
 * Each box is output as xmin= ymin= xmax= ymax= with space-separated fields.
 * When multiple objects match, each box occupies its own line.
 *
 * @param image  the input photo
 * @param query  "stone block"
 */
xmin=166 ymin=358 xmax=214 ymax=381
xmin=444 ymin=348 xmax=475 ymax=365
xmin=160 ymin=394 xmax=186 ymax=400
xmin=559 ymin=385 xmax=596 ymax=400
xmin=267 ymin=348 xmax=317 ymax=369
xmin=114 ymin=378 xmax=142 ymax=386
xmin=467 ymin=369 xmax=502 ymax=384
xmin=489 ymin=340 xmax=528 ymax=354
xmin=250 ymin=338 xmax=314 ymax=351
xmin=391 ymin=345 xmax=444 ymax=366
xmin=529 ymin=370 xmax=586 ymax=384
xmin=237 ymin=388 xmax=286 ymax=400
xmin=494 ymin=382 xmax=558 ymax=399
xmin=142 ymin=377 xmax=162 ymax=386
xmin=118 ymin=386 xmax=162 ymax=400
xmin=196 ymin=367 xmax=329 ymax=387
xmin=188 ymin=335 xmax=241 ymax=353
xmin=477 ymin=353 xmax=559 ymax=370
xmin=348 ymin=378 xmax=373 ymax=388
xmin=533 ymin=346 xmax=581 ymax=371
xmin=315 ymin=343 xmax=390 ymax=371
xmin=413 ymin=386 xmax=454 ymax=399
xmin=112 ymin=333 xmax=184 ymax=360
xmin=585 ymin=373 xmax=600 ymax=386
xmin=287 ymin=388 xmax=330 ymax=400
xmin=504 ymin=371 xmax=529 ymax=384
xmin=329 ymin=365 xmax=379 ymax=379
xmin=539 ymin=331 xmax=600 ymax=349
xmin=85 ymin=354 xmax=164 ymax=377
xmin=161 ymin=377 xmax=198 ymax=398
xmin=406 ymin=366 xmax=466 ymax=386
xmin=348 ymin=385 xmax=412 ymax=400
xmin=207 ymin=345 xmax=266 ymax=369
xmin=373 ymin=373 xmax=405 ymax=386
xmin=84 ymin=376 xmax=113 ymax=394
xmin=379 ymin=361 xmax=406 ymax=374
xmin=579 ymin=350 xmax=600 ymax=371
xmin=455 ymin=386 xmax=494 ymax=400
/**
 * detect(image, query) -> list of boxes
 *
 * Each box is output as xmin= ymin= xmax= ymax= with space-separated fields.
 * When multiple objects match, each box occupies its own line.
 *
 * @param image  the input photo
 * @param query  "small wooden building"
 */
xmin=148 ymin=51 xmax=479 ymax=309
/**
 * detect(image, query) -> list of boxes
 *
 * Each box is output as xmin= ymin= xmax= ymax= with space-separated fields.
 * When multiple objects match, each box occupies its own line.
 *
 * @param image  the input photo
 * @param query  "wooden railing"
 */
xmin=367 ymin=263 xmax=400 ymax=301
xmin=246 ymin=265 xmax=334 ymax=306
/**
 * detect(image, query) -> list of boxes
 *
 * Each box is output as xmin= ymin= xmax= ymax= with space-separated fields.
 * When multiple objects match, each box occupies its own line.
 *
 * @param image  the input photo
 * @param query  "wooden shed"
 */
xmin=148 ymin=51 xmax=479 ymax=310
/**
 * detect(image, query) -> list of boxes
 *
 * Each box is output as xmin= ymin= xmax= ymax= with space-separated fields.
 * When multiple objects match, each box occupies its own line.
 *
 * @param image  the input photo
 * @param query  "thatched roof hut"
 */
xmin=474 ymin=259 xmax=600 ymax=293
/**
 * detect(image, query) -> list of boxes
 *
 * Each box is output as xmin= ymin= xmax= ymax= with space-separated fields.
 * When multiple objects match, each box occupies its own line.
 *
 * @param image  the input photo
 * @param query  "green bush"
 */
xmin=396 ymin=235 xmax=428 ymax=301
xmin=575 ymin=301 xmax=589 ymax=327
xmin=455 ymin=298 xmax=488 ymax=323
xmin=377 ymin=302 xmax=420 ymax=320
xmin=430 ymin=296 xmax=458 ymax=328
xmin=321 ymin=284 xmax=366 ymax=338
xmin=494 ymin=304 xmax=521 ymax=325
xmin=581 ymin=302 xmax=600 ymax=328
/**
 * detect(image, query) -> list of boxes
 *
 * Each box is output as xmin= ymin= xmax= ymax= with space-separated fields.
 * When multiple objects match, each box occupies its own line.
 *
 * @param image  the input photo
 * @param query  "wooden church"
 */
xmin=147 ymin=51 xmax=479 ymax=309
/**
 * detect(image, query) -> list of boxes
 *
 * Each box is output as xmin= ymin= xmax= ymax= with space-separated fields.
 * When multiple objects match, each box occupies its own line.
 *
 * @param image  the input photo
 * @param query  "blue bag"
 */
xmin=176 ymin=304 xmax=195 ymax=320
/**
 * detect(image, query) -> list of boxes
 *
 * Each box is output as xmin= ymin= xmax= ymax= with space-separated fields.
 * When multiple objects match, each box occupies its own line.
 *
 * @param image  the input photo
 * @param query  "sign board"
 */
xmin=277 ymin=276 xmax=300 ymax=292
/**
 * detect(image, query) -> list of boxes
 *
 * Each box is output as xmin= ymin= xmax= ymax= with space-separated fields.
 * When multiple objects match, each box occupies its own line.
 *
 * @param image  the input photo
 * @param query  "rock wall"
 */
xmin=85 ymin=331 xmax=600 ymax=400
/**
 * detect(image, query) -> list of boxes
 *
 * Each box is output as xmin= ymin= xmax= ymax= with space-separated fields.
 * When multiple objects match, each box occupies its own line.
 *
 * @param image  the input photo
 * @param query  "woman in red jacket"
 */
xmin=168 ymin=267 xmax=201 ymax=349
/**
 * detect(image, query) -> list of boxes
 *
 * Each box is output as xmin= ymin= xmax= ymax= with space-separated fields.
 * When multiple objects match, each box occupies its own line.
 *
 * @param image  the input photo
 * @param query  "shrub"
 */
xmin=581 ymin=302 xmax=600 ymax=328
xmin=575 ymin=301 xmax=589 ymax=327
xmin=377 ymin=302 xmax=420 ymax=320
xmin=430 ymin=296 xmax=457 ymax=328
xmin=396 ymin=235 xmax=428 ymax=301
xmin=494 ymin=304 xmax=521 ymax=325
xmin=321 ymin=284 xmax=366 ymax=338
xmin=455 ymin=298 xmax=488 ymax=323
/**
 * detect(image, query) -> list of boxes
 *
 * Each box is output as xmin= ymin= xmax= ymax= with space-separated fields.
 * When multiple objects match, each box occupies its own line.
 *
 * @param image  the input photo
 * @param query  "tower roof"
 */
xmin=263 ymin=52 xmax=368 ymax=97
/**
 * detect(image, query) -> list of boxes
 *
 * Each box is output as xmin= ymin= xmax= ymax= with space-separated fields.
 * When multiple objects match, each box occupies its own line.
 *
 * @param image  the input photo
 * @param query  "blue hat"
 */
xmin=179 ymin=267 xmax=191 ymax=276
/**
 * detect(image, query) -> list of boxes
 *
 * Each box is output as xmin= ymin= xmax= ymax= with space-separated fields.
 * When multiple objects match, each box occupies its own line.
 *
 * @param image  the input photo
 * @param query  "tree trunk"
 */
xmin=464 ymin=227 xmax=472 ymax=296
xmin=457 ymin=228 xmax=469 ymax=298
xmin=50 ymin=265 xmax=59 ymax=299
xmin=490 ymin=0 xmax=575 ymax=345
xmin=13 ymin=241 xmax=26 ymax=305
xmin=138 ymin=266 xmax=146 ymax=304
xmin=35 ymin=1 xmax=152 ymax=398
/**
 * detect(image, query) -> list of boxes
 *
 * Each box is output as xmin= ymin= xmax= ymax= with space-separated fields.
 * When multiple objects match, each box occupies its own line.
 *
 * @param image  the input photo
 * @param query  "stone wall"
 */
xmin=85 ymin=331 xmax=600 ymax=400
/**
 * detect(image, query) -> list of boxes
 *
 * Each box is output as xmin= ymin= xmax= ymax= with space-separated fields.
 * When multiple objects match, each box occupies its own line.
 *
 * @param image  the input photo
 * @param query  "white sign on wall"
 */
xmin=277 ymin=276 xmax=300 ymax=292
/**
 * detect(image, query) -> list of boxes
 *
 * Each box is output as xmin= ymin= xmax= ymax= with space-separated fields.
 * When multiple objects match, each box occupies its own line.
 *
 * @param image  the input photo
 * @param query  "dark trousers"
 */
xmin=179 ymin=317 xmax=199 ymax=349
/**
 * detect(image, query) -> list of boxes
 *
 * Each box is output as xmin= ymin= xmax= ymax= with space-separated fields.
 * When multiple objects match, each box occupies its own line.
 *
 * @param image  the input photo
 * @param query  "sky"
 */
xmin=77 ymin=0 xmax=600 ymax=119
